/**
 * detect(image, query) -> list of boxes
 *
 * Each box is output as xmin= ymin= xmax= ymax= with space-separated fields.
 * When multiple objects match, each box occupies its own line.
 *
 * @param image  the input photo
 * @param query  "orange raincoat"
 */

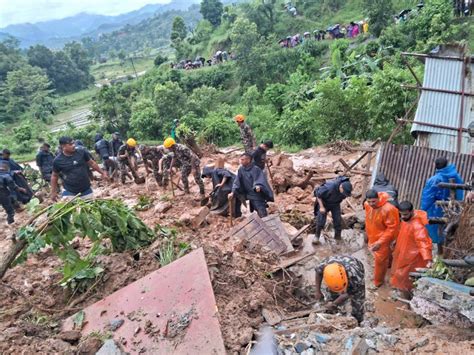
xmin=391 ymin=210 xmax=432 ymax=291
xmin=364 ymin=192 xmax=400 ymax=286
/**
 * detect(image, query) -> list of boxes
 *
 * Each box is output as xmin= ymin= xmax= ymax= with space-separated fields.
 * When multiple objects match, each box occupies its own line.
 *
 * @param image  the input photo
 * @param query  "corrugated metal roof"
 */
xmin=411 ymin=50 xmax=472 ymax=153
xmin=375 ymin=143 xmax=473 ymax=208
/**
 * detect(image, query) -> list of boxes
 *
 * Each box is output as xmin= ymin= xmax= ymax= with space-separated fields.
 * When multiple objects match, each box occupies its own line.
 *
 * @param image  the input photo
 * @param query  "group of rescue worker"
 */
xmin=0 ymin=115 xmax=469 ymax=327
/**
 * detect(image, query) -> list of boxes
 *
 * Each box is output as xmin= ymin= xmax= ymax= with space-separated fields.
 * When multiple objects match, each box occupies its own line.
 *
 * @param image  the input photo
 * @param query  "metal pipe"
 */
xmin=441 ymin=259 xmax=473 ymax=268
xmin=437 ymin=182 xmax=473 ymax=190
xmin=401 ymin=56 xmax=422 ymax=86
xmin=397 ymin=119 xmax=469 ymax=132
xmin=401 ymin=84 xmax=474 ymax=97
xmin=457 ymin=55 xmax=467 ymax=154
xmin=401 ymin=52 xmax=466 ymax=61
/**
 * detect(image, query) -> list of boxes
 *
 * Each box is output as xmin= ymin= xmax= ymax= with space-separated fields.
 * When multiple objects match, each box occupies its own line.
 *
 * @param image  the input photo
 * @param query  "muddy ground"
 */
xmin=0 ymin=143 xmax=472 ymax=354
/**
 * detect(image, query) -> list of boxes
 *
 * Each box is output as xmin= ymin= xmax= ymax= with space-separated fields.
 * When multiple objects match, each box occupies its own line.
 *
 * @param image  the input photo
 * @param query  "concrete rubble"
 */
xmin=410 ymin=277 xmax=474 ymax=328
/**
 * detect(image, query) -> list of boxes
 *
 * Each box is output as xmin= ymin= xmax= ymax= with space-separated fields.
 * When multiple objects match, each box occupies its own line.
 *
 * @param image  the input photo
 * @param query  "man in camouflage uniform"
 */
xmin=164 ymin=138 xmax=205 ymax=196
xmin=140 ymin=145 xmax=170 ymax=186
xmin=118 ymin=138 xmax=140 ymax=184
xmin=315 ymin=255 xmax=365 ymax=324
xmin=235 ymin=114 xmax=256 ymax=154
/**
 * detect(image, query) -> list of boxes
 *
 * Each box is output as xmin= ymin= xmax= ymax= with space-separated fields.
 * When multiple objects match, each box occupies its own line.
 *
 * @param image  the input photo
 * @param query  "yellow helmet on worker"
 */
xmin=234 ymin=114 xmax=245 ymax=123
xmin=127 ymin=138 xmax=137 ymax=147
xmin=323 ymin=263 xmax=348 ymax=293
xmin=164 ymin=137 xmax=176 ymax=149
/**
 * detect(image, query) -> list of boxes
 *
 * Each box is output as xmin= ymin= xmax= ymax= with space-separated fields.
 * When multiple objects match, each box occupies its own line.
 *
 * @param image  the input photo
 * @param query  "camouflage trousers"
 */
xmin=118 ymin=159 xmax=139 ymax=184
xmin=181 ymin=157 xmax=205 ymax=195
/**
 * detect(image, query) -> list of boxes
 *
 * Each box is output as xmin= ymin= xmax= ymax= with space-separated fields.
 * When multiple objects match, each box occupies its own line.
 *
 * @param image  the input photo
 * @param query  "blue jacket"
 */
xmin=421 ymin=164 xmax=464 ymax=243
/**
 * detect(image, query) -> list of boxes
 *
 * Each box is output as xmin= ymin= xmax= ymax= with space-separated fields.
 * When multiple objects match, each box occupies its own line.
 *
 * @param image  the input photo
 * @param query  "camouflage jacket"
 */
xmin=240 ymin=123 xmax=256 ymax=153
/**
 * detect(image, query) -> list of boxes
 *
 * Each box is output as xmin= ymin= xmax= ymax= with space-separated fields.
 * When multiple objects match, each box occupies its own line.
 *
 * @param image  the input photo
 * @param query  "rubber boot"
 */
xmin=334 ymin=230 xmax=342 ymax=241
xmin=312 ymin=228 xmax=322 ymax=245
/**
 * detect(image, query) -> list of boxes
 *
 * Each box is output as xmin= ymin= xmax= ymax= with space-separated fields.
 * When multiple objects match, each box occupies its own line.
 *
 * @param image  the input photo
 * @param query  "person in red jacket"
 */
xmin=364 ymin=189 xmax=400 ymax=287
xmin=391 ymin=201 xmax=433 ymax=299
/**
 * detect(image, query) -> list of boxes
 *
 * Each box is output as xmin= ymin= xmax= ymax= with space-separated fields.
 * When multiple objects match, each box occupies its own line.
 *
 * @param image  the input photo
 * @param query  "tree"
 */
xmin=0 ymin=65 xmax=54 ymax=123
xmin=153 ymin=81 xmax=186 ymax=123
xmin=0 ymin=38 xmax=25 ymax=82
xmin=154 ymin=54 xmax=168 ymax=67
xmin=363 ymin=0 xmax=394 ymax=37
xmin=200 ymin=0 xmax=223 ymax=27
xmin=130 ymin=99 xmax=160 ymax=139
xmin=92 ymin=85 xmax=132 ymax=135
xmin=27 ymin=45 xmax=54 ymax=72
xmin=171 ymin=16 xmax=187 ymax=43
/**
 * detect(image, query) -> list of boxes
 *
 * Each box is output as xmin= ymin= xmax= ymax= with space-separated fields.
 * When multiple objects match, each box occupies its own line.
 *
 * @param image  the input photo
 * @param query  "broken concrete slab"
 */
xmin=411 ymin=277 xmax=473 ymax=327
xmin=262 ymin=308 xmax=283 ymax=326
xmin=230 ymin=213 xmax=292 ymax=255
xmin=62 ymin=248 xmax=226 ymax=354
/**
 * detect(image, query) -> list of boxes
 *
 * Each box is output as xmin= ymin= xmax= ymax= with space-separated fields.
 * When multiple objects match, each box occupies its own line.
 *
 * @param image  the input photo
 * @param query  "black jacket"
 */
xmin=36 ymin=150 xmax=54 ymax=174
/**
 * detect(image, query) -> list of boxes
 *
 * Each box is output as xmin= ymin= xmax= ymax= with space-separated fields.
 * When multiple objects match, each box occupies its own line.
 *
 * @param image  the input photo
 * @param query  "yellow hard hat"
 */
xmin=234 ymin=114 xmax=245 ymax=122
xmin=323 ymin=263 xmax=348 ymax=293
xmin=164 ymin=137 xmax=176 ymax=149
xmin=127 ymin=138 xmax=137 ymax=147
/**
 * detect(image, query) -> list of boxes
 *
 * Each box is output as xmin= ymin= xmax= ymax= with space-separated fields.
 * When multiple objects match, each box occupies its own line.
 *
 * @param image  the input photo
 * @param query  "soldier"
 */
xmin=314 ymin=255 xmax=366 ymax=324
xmin=234 ymin=114 xmax=256 ymax=154
xmin=139 ymin=144 xmax=169 ymax=186
xmin=163 ymin=138 xmax=205 ymax=197
xmin=117 ymin=138 xmax=140 ymax=184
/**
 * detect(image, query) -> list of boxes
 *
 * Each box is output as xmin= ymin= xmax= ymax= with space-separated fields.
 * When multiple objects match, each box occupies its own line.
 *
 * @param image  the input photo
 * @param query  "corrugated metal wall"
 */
xmin=375 ymin=143 xmax=473 ymax=208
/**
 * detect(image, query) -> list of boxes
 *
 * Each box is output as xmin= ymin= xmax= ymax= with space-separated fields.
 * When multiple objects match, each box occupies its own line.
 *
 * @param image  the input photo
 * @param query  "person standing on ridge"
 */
xmin=235 ymin=114 xmax=256 ymax=154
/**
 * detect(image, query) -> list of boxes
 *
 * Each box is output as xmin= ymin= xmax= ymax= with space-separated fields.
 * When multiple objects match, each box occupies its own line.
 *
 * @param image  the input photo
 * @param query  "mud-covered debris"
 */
xmin=165 ymin=309 xmax=194 ymax=338
xmin=58 ymin=330 xmax=81 ymax=344
xmin=77 ymin=336 xmax=103 ymax=354
xmin=154 ymin=201 xmax=172 ymax=214
xmin=410 ymin=337 xmax=429 ymax=351
xmin=108 ymin=319 xmax=124 ymax=331
xmin=312 ymin=332 xmax=331 ymax=344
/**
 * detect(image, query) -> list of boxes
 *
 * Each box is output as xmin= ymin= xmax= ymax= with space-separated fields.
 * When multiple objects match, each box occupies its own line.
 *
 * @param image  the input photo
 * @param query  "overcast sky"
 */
xmin=0 ymin=0 xmax=173 ymax=27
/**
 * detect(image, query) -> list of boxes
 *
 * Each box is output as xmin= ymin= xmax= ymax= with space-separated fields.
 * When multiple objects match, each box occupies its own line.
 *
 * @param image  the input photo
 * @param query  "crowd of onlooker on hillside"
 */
xmin=170 ymin=50 xmax=235 ymax=70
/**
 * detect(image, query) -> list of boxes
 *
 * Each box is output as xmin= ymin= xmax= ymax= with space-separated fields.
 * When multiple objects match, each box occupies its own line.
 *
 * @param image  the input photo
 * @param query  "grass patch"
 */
xmin=91 ymin=56 xmax=155 ymax=81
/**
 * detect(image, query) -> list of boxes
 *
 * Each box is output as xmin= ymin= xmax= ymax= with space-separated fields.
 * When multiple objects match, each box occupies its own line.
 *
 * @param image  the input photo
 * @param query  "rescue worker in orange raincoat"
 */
xmin=391 ymin=201 xmax=433 ymax=298
xmin=364 ymin=189 xmax=400 ymax=287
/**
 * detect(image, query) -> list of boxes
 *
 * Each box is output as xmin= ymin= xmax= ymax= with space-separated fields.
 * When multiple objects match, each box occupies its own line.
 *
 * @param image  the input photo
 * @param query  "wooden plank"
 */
xmin=270 ymin=252 xmax=316 ymax=273
xmin=290 ymin=224 xmax=310 ymax=241
xmin=338 ymin=158 xmax=351 ymax=170
xmin=349 ymin=147 xmax=378 ymax=152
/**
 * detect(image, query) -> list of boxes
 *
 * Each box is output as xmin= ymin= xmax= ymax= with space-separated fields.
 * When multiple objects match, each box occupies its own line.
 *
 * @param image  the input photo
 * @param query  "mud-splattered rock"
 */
xmin=59 ymin=330 xmax=82 ymax=344
xmin=154 ymin=202 xmax=172 ymax=214
xmin=77 ymin=337 xmax=103 ymax=354
xmin=108 ymin=318 xmax=125 ymax=331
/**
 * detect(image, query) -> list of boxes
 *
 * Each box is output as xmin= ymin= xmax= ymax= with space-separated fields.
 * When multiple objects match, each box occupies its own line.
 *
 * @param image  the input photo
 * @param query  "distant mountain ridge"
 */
xmin=0 ymin=0 xmax=199 ymax=48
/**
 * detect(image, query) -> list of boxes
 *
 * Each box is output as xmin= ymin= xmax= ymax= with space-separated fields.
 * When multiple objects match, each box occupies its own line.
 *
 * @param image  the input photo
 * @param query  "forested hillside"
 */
xmin=1 ymin=0 xmax=471 ymax=159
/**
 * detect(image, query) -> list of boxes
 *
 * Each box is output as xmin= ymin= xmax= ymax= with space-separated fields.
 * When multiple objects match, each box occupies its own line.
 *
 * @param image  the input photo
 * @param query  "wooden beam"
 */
xmin=338 ymin=158 xmax=351 ymax=170
xmin=270 ymin=252 xmax=316 ymax=273
xmin=343 ymin=139 xmax=380 ymax=174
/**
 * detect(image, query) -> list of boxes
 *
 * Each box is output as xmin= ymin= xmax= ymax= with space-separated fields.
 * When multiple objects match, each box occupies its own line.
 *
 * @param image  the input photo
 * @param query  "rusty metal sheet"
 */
xmin=62 ymin=248 xmax=225 ymax=354
xmin=230 ymin=213 xmax=289 ymax=254
xmin=375 ymin=143 xmax=473 ymax=208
